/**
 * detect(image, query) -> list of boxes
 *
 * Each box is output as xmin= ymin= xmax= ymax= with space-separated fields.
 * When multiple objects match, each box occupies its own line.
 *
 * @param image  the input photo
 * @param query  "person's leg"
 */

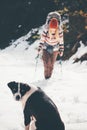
xmin=49 ymin=51 xmax=59 ymax=77
xmin=42 ymin=50 xmax=52 ymax=79
xmin=51 ymin=51 xmax=59 ymax=64
xmin=25 ymin=125 xmax=29 ymax=130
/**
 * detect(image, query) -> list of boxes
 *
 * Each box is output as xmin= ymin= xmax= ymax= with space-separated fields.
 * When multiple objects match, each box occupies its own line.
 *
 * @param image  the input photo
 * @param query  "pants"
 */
xmin=42 ymin=49 xmax=59 ymax=79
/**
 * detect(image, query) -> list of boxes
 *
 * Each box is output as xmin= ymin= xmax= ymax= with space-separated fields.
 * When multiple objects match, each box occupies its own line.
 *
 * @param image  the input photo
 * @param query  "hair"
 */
xmin=48 ymin=18 xmax=59 ymax=40
xmin=48 ymin=28 xmax=59 ymax=40
xmin=49 ymin=18 xmax=58 ymax=29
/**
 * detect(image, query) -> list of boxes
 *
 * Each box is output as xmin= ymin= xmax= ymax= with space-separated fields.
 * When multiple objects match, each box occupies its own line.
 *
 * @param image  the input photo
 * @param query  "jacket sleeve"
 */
xmin=40 ymin=25 xmax=48 ymax=44
xmin=59 ymin=28 xmax=64 ymax=52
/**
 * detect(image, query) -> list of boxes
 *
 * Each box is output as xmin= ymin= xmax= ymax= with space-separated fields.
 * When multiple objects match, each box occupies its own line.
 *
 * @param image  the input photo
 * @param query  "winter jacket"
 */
xmin=40 ymin=25 xmax=64 ymax=53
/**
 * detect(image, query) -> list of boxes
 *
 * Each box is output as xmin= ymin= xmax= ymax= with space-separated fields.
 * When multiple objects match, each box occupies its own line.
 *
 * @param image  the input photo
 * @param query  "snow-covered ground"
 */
xmin=0 ymin=34 xmax=87 ymax=130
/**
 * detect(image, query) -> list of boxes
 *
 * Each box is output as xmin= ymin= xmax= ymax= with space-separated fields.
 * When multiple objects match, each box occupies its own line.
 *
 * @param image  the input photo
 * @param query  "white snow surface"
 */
xmin=0 ymin=32 xmax=87 ymax=130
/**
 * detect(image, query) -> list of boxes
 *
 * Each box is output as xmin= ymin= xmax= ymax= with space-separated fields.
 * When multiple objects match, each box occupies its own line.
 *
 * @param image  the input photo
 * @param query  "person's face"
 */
xmin=49 ymin=28 xmax=57 ymax=35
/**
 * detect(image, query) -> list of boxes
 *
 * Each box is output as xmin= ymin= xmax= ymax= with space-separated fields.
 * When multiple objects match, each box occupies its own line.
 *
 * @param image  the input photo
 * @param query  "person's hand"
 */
xmin=59 ymin=51 xmax=63 ymax=57
xmin=37 ymin=43 xmax=44 ymax=53
xmin=38 ymin=46 xmax=41 ymax=52
xmin=37 ymin=45 xmax=42 ymax=52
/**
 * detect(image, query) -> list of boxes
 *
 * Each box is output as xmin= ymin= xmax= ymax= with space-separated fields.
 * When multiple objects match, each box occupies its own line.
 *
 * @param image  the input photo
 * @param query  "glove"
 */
xmin=59 ymin=51 xmax=63 ymax=57
xmin=59 ymin=44 xmax=64 ymax=57
xmin=38 ymin=45 xmax=42 ymax=52
xmin=37 ymin=43 xmax=43 ymax=52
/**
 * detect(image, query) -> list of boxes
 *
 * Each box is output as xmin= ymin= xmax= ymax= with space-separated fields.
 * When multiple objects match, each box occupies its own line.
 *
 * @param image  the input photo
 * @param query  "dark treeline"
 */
xmin=0 ymin=0 xmax=87 ymax=61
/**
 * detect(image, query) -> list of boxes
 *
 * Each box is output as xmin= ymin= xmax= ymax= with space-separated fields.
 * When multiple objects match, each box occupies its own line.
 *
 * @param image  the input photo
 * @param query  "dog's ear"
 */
xmin=21 ymin=83 xmax=31 ymax=91
xmin=25 ymin=84 xmax=31 ymax=91
xmin=7 ymin=81 xmax=16 ymax=89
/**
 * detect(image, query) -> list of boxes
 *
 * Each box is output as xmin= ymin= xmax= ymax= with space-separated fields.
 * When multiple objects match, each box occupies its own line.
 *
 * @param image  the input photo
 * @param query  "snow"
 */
xmin=0 ymin=33 xmax=87 ymax=130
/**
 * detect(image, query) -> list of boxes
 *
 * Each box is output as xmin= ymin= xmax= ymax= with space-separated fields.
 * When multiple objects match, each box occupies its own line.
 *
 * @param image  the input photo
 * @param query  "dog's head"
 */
xmin=7 ymin=81 xmax=31 ymax=101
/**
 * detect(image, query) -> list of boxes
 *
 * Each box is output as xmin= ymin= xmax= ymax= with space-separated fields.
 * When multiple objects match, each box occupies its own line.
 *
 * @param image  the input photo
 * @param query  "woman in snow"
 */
xmin=38 ymin=11 xmax=64 ymax=79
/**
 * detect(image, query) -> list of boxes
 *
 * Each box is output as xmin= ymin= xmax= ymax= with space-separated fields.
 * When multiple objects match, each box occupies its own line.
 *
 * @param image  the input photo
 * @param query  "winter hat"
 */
xmin=49 ymin=18 xmax=58 ymax=29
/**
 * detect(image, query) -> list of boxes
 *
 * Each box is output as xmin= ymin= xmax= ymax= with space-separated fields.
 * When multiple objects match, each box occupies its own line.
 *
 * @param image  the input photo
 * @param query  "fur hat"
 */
xmin=49 ymin=18 xmax=58 ymax=29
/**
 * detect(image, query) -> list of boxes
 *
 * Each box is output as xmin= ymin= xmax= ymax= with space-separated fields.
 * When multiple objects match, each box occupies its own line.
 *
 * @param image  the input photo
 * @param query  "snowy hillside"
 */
xmin=0 ymin=31 xmax=87 ymax=130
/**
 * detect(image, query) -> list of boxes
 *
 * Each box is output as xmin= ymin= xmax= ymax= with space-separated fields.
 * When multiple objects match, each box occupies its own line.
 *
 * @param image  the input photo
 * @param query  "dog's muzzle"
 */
xmin=14 ymin=93 xmax=21 ymax=101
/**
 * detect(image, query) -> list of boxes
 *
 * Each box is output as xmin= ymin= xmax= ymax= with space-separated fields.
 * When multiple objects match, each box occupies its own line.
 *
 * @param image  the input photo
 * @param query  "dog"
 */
xmin=7 ymin=81 xmax=65 ymax=130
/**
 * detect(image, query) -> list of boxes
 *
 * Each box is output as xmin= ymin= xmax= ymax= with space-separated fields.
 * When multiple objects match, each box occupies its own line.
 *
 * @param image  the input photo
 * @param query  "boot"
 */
xmin=45 ymin=76 xmax=51 ymax=80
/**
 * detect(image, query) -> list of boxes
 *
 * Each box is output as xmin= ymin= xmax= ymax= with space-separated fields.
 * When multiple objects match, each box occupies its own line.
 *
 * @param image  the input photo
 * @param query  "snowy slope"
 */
xmin=0 ymin=32 xmax=87 ymax=130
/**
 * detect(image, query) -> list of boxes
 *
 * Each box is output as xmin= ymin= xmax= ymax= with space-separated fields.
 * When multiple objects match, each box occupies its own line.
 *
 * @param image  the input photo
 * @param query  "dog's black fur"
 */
xmin=7 ymin=81 xmax=65 ymax=130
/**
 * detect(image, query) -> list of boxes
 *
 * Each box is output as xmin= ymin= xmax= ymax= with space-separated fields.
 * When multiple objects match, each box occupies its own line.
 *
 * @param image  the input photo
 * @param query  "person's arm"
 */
xmin=38 ymin=26 xmax=47 ymax=52
xmin=59 ymin=29 xmax=64 ymax=57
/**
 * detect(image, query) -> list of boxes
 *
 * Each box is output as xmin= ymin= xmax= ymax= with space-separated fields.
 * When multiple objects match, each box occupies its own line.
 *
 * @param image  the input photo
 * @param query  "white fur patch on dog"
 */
xmin=29 ymin=116 xmax=37 ymax=130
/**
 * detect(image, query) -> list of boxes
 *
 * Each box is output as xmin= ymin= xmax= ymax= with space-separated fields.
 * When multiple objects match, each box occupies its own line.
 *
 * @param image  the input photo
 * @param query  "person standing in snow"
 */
xmin=38 ymin=11 xmax=64 ymax=79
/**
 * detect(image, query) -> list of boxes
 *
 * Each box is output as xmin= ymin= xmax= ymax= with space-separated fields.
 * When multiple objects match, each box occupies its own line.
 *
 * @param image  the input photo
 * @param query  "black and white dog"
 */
xmin=7 ymin=81 xmax=65 ymax=130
